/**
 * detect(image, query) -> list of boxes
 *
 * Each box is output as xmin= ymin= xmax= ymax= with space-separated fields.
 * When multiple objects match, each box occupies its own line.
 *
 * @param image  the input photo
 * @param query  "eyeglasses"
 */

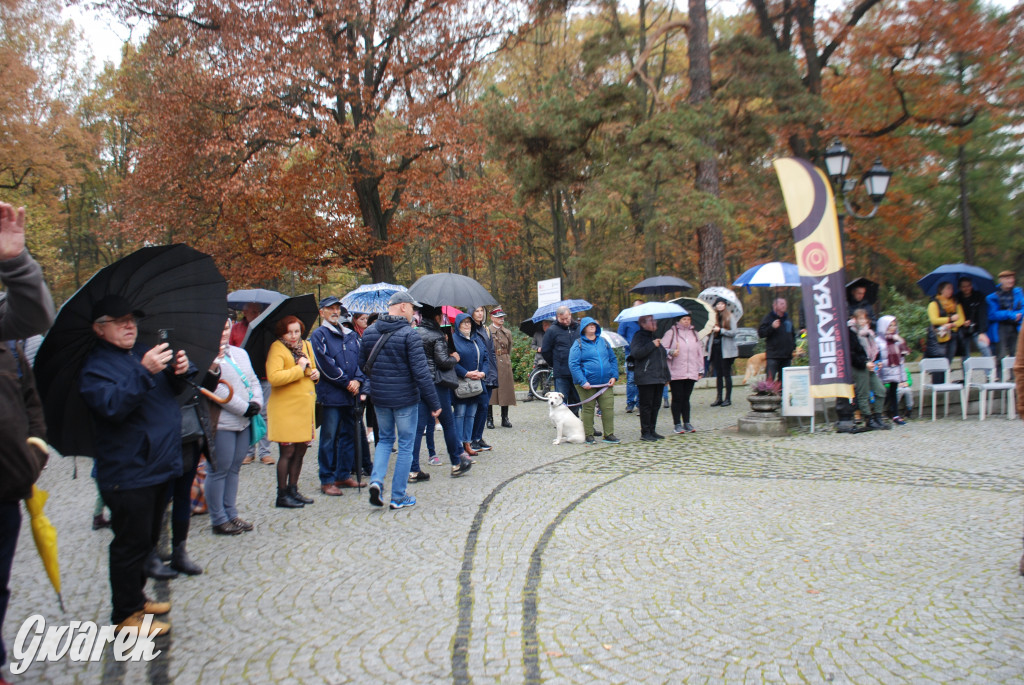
xmin=97 ymin=315 xmax=138 ymax=328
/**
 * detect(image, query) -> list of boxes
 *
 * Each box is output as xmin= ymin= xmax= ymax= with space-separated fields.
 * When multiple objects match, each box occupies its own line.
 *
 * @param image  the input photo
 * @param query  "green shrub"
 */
xmin=510 ymin=330 xmax=535 ymax=384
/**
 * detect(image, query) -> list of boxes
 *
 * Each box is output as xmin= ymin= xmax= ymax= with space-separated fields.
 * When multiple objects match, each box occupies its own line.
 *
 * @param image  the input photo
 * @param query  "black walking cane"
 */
xmin=354 ymin=396 xmax=367 ymax=493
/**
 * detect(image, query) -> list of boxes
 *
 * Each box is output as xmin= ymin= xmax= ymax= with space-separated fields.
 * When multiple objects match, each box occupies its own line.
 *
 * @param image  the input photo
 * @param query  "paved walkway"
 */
xmin=6 ymin=387 xmax=1024 ymax=683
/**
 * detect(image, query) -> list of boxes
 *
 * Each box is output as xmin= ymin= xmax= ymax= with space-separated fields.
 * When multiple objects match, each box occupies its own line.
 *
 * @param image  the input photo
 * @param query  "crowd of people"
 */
xmin=3 ymin=195 xmax=1024 ymax=669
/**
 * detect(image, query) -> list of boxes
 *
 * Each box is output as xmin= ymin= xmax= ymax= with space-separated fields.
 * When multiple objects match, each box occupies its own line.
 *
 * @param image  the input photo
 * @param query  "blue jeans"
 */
xmin=626 ymin=369 xmax=638 ymax=408
xmin=471 ymin=386 xmax=492 ymax=442
xmin=453 ymin=397 xmax=478 ymax=444
xmin=317 ymin=405 xmax=368 ymax=484
xmin=414 ymin=384 xmax=460 ymax=470
xmin=370 ymin=404 xmax=418 ymax=502
xmin=554 ymin=376 xmax=581 ymax=416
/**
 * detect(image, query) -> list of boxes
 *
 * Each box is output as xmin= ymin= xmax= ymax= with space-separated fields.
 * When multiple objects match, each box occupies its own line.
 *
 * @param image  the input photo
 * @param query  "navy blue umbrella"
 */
xmin=917 ymin=264 xmax=995 ymax=296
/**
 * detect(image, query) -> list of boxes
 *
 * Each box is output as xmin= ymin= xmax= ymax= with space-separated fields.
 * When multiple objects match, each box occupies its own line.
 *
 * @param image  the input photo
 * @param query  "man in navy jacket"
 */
xmin=79 ymin=294 xmax=191 ymax=636
xmin=311 ymin=296 xmax=370 ymax=494
xmin=359 ymin=291 xmax=441 ymax=510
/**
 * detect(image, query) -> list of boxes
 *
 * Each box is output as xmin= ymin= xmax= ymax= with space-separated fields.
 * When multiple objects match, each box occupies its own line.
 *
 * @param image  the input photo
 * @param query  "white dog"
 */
xmin=545 ymin=392 xmax=586 ymax=445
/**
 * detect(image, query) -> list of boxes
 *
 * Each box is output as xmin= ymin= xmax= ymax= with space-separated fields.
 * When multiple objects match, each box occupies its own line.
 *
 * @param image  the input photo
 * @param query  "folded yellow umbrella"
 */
xmin=24 ymin=438 xmax=63 ymax=612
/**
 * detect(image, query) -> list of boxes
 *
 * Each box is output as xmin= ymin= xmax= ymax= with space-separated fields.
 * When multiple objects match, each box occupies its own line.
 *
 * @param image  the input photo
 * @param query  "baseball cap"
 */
xmin=388 ymin=291 xmax=421 ymax=307
xmin=319 ymin=295 xmax=341 ymax=308
xmin=92 ymin=295 xmax=145 ymax=322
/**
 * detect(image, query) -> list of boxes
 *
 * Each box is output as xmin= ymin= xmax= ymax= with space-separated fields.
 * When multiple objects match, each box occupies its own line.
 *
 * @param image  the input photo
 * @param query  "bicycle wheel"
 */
xmin=529 ymin=367 xmax=553 ymax=400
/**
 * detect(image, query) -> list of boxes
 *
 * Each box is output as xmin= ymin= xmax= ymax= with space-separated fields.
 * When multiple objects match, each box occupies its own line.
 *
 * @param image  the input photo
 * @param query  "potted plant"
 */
xmin=748 ymin=379 xmax=782 ymax=413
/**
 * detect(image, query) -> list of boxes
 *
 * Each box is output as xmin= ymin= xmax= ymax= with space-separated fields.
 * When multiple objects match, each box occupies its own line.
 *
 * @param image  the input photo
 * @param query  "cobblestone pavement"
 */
xmin=6 ymin=387 xmax=1024 ymax=683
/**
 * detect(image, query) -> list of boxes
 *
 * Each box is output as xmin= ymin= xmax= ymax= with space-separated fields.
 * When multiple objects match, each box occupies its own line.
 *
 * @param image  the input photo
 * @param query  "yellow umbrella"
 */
xmin=24 ymin=443 xmax=64 ymax=612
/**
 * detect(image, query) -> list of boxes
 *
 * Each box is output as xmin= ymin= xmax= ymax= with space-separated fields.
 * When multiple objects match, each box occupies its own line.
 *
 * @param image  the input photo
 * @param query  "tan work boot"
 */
xmin=241 ymin=454 xmax=254 ymax=465
xmin=143 ymin=600 xmax=170 ymax=615
xmin=260 ymin=455 xmax=275 ymax=465
xmin=116 ymin=611 xmax=170 ymax=637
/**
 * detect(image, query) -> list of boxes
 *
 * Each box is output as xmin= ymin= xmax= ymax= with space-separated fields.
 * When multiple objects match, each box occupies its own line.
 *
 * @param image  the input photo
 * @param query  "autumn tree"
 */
xmin=101 ymin=0 xmax=521 ymax=284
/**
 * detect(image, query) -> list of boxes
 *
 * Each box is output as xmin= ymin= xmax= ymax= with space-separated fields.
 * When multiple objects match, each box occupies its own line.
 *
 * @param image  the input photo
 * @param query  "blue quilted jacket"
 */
xmin=359 ymin=315 xmax=439 ymax=411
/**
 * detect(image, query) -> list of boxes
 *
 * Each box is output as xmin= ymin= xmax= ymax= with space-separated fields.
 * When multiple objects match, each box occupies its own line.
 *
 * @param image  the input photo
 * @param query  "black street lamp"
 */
xmin=822 ymin=140 xmax=893 ymax=220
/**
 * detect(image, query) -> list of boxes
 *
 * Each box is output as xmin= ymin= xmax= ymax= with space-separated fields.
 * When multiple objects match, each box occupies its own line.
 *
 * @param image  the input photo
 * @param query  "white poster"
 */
xmin=537 ymin=278 xmax=561 ymax=308
xmin=782 ymin=366 xmax=814 ymax=417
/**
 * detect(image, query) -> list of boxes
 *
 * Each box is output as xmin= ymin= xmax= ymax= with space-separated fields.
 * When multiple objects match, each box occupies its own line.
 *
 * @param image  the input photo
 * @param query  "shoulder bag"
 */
xmin=454 ymin=341 xmax=484 ymax=398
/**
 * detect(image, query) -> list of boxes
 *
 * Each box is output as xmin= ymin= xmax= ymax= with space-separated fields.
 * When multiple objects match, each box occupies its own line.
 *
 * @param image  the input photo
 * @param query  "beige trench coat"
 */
xmin=488 ymin=323 xmax=517 ymax=406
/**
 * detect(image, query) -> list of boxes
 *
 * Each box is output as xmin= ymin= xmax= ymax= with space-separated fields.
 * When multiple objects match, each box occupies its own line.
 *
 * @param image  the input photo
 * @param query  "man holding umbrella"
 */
xmin=79 ymin=294 xmax=192 ymax=637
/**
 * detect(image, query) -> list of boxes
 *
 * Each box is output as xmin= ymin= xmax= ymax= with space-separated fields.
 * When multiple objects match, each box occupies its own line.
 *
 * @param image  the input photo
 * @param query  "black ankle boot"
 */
xmin=276 ymin=488 xmax=303 ymax=508
xmin=144 ymin=550 xmax=179 ymax=580
xmin=288 ymin=485 xmax=314 ymax=504
xmin=711 ymin=393 xmax=723 ymax=407
xmin=170 ymin=542 xmax=203 ymax=576
xmin=501 ymin=408 xmax=512 ymax=428
xmin=486 ymin=407 xmax=495 ymax=429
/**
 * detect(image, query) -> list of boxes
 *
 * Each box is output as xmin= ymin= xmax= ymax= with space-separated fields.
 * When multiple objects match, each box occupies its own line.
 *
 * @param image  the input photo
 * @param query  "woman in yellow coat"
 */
xmin=266 ymin=315 xmax=319 ymax=509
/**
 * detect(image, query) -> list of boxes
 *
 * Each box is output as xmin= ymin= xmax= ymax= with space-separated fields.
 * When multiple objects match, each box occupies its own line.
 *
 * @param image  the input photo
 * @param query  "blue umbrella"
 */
xmin=342 ymin=282 xmax=408 ymax=314
xmin=531 ymin=299 xmax=592 ymax=323
xmin=614 ymin=301 xmax=688 ymax=322
xmin=733 ymin=262 xmax=801 ymax=291
xmin=917 ymin=263 xmax=995 ymax=296
xmin=227 ymin=288 xmax=286 ymax=310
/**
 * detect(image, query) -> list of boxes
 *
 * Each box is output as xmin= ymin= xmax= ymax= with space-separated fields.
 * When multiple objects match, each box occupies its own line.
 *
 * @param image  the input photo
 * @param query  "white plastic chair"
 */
xmin=986 ymin=356 xmax=1017 ymax=420
xmin=918 ymin=358 xmax=961 ymax=421
xmin=961 ymin=357 xmax=1012 ymax=420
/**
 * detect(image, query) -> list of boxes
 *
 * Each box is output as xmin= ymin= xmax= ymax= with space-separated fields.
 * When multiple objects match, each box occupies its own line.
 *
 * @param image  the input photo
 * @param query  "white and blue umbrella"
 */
xmin=342 ymin=282 xmax=408 ymax=314
xmin=733 ymin=262 xmax=800 ymax=291
xmin=614 ymin=301 xmax=688 ymax=323
xmin=228 ymin=288 xmax=286 ymax=310
xmin=530 ymin=299 xmax=592 ymax=323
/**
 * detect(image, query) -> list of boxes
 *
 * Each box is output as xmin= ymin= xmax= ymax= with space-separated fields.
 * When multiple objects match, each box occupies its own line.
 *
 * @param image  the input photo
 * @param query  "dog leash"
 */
xmin=563 ymin=382 xmax=612 ymax=408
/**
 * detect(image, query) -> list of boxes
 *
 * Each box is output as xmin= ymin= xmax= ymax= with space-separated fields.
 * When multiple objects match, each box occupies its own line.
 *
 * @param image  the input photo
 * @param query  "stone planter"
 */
xmin=737 ymin=394 xmax=787 ymax=437
xmin=747 ymin=394 xmax=783 ymax=413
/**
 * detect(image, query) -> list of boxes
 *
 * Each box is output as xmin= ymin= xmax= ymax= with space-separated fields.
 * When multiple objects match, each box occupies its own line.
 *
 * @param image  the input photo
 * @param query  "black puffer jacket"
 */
xmin=416 ymin=319 xmax=458 ymax=379
xmin=541 ymin=321 xmax=580 ymax=379
xmin=359 ymin=315 xmax=440 ymax=410
xmin=630 ymin=329 xmax=670 ymax=385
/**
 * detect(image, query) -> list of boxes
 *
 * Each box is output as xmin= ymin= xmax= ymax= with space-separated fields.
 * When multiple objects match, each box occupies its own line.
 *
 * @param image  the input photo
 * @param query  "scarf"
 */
xmin=279 ymin=336 xmax=306 ymax=363
xmin=885 ymin=334 xmax=907 ymax=367
xmin=935 ymin=294 xmax=957 ymax=316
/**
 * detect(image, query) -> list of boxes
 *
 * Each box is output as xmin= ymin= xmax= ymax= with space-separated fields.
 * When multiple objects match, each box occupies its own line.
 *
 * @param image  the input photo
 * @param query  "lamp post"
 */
xmin=822 ymin=140 xmax=893 ymax=225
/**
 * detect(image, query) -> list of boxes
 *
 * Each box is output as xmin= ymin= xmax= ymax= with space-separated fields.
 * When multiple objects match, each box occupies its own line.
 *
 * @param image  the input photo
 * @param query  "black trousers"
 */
xmin=169 ymin=442 xmax=201 ymax=547
xmin=669 ymin=379 xmax=696 ymax=424
xmin=102 ymin=480 xmax=170 ymax=623
xmin=0 ymin=500 xmax=20 ymax=667
xmin=638 ymin=384 xmax=664 ymax=436
xmin=710 ymin=344 xmax=734 ymax=399
xmin=766 ymin=357 xmax=789 ymax=383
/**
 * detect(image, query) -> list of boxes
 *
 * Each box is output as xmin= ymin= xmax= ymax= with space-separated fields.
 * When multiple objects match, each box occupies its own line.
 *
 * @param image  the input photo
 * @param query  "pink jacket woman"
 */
xmin=662 ymin=321 xmax=704 ymax=381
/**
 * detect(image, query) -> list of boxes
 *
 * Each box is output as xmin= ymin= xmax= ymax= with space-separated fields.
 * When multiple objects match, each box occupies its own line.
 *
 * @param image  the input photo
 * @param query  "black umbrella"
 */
xmin=407 ymin=273 xmax=497 ymax=310
xmin=519 ymin=318 xmax=543 ymax=337
xmin=658 ymin=297 xmax=714 ymax=338
xmin=630 ymin=275 xmax=693 ymax=295
xmin=33 ymin=245 xmax=227 ymax=458
xmin=846 ymin=277 xmax=880 ymax=304
xmin=241 ymin=294 xmax=319 ymax=378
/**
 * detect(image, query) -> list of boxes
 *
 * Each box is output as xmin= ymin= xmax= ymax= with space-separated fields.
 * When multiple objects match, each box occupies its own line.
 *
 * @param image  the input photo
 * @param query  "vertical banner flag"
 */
xmin=772 ymin=157 xmax=854 ymax=399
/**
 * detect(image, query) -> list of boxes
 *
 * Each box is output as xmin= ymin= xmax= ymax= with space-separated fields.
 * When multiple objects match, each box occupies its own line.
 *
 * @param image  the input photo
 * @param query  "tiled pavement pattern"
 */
xmin=6 ymin=387 xmax=1024 ymax=683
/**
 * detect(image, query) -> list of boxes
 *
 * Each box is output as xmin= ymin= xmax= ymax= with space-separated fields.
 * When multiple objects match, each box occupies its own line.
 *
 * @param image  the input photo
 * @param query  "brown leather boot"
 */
xmin=463 ymin=442 xmax=478 ymax=456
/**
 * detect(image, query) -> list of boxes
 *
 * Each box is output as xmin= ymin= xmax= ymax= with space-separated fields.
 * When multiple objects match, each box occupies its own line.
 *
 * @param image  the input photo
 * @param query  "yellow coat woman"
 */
xmin=266 ymin=337 xmax=318 ymax=443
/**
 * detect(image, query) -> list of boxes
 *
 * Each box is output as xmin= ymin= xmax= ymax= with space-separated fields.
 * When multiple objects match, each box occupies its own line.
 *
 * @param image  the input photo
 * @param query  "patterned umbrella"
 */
xmin=697 ymin=286 xmax=743 ymax=321
xmin=530 ymin=299 xmax=592 ymax=323
xmin=342 ymin=282 xmax=408 ymax=314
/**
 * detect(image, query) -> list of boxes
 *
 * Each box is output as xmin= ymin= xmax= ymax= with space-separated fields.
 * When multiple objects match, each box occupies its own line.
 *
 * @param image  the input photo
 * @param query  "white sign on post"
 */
xmin=537 ymin=278 xmax=561 ymax=308
xmin=782 ymin=366 xmax=813 ymax=417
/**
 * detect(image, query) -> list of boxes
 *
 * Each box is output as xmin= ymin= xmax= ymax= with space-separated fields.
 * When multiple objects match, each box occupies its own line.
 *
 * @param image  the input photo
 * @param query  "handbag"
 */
xmin=180 ymin=403 xmax=204 ymax=443
xmin=925 ymin=326 xmax=949 ymax=358
xmin=435 ymin=365 xmax=460 ymax=390
xmin=249 ymin=414 xmax=267 ymax=446
xmin=455 ymin=377 xmax=484 ymax=398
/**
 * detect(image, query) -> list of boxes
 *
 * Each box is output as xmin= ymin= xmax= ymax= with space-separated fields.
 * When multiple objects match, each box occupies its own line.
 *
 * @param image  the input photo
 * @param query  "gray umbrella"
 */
xmin=407 ymin=273 xmax=497 ymax=310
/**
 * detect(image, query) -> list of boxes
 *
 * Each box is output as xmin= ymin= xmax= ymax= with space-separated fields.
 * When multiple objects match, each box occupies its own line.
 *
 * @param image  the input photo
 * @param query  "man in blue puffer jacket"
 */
xmin=986 ymin=270 xmax=1024 ymax=364
xmin=310 ymin=296 xmax=370 ymax=495
xmin=359 ymin=291 xmax=441 ymax=510
xmin=568 ymin=317 xmax=619 ymax=444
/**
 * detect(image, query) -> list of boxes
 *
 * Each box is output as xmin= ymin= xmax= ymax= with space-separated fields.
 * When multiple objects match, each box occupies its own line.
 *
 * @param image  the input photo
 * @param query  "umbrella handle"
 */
xmin=201 ymin=379 xmax=234 ymax=405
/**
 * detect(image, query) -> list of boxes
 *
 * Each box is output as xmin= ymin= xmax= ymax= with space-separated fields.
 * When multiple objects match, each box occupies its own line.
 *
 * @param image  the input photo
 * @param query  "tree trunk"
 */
xmin=353 ymin=176 xmax=396 ymax=283
xmin=958 ymin=142 xmax=974 ymax=264
xmin=688 ymin=0 xmax=727 ymax=288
